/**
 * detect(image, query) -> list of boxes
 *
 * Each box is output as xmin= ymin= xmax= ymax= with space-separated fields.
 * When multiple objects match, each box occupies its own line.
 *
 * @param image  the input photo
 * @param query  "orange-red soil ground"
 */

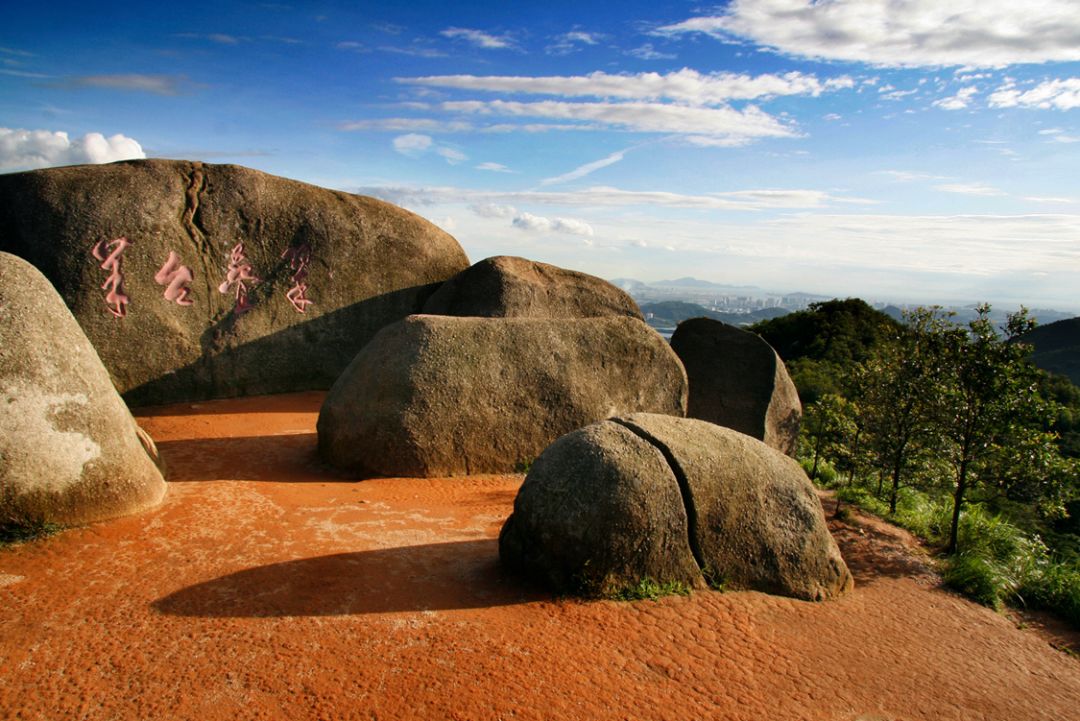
xmin=2 ymin=392 xmax=1079 ymax=721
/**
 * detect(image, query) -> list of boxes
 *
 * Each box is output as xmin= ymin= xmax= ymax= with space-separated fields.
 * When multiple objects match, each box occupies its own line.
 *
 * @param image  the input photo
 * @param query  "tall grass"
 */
xmin=818 ymin=474 xmax=1080 ymax=628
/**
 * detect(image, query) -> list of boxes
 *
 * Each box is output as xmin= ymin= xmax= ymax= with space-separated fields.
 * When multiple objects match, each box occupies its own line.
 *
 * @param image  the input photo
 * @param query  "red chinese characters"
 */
xmin=281 ymin=244 xmax=314 ymax=313
xmin=154 ymin=251 xmax=194 ymax=306
xmin=218 ymin=242 xmax=259 ymax=314
xmin=91 ymin=237 xmax=132 ymax=318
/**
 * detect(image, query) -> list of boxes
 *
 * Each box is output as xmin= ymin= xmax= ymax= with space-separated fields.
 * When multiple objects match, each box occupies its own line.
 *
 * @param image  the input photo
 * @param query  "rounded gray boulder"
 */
xmin=499 ymin=422 xmax=702 ymax=596
xmin=500 ymin=413 xmax=852 ymax=602
xmin=317 ymin=315 xmax=687 ymax=477
xmin=0 ymin=159 xmax=469 ymax=405
xmin=670 ymin=317 xmax=802 ymax=456
xmin=422 ymin=255 xmax=643 ymax=320
xmin=1 ymin=252 xmax=166 ymax=528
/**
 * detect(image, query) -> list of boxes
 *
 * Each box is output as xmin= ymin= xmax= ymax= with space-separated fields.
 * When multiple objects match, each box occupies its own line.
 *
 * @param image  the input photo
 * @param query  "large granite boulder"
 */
xmin=500 ymin=413 xmax=852 ymax=601
xmin=422 ymin=255 xmax=643 ymax=320
xmin=1 ymin=252 xmax=166 ymax=528
xmin=670 ymin=317 xmax=801 ymax=455
xmin=0 ymin=159 xmax=470 ymax=405
xmin=317 ymin=315 xmax=687 ymax=477
xmin=498 ymin=421 xmax=702 ymax=596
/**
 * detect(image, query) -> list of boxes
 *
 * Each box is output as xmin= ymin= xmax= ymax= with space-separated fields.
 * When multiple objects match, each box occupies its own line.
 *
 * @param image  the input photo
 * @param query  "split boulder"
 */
xmin=1 ymin=252 xmax=166 ymax=528
xmin=422 ymin=255 xmax=643 ymax=320
xmin=670 ymin=317 xmax=802 ymax=455
xmin=500 ymin=413 xmax=852 ymax=601
xmin=0 ymin=159 xmax=470 ymax=405
xmin=317 ymin=315 xmax=687 ymax=477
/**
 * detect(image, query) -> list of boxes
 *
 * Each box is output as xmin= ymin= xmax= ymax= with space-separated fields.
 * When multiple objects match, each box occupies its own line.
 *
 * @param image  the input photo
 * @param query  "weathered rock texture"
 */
xmin=670 ymin=317 xmax=802 ymax=456
xmin=0 ymin=159 xmax=470 ymax=405
xmin=498 ymin=422 xmax=702 ymax=596
xmin=0 ymin=252 xmax=166 ymax=527
xmin=422 ymin=255 xmax=643 ymax=320
xmin=500 ymin=413 xmax=852 ymax=601
xmin=317 ymin=315 xmax=687 ymax=477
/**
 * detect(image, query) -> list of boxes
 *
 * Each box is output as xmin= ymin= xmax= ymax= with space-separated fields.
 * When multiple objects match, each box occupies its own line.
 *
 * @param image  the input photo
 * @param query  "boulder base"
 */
xmin=317 ymin=315 xmax=687 ymax=477
xmin=1 ymin=252 xmax=166 ymax=527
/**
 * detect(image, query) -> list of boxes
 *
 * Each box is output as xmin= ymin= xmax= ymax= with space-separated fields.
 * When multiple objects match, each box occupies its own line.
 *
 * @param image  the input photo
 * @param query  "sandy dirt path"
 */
xmin=2 ymin=391 xmax=1078 ymax=721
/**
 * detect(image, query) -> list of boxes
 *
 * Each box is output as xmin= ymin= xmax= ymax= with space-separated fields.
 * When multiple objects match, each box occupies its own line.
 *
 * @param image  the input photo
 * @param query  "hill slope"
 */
xmin=1022 ymin=317 xmax=1080 ymax=386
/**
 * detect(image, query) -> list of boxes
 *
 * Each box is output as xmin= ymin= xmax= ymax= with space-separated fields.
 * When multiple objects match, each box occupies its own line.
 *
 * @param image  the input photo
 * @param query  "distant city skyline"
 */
xmin=2 ymin=1 xmax=1079 ymax=311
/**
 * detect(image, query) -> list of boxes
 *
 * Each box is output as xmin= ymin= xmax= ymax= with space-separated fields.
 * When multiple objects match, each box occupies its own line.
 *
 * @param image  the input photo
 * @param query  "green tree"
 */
xmin=856 ymin=308 xmax=950 ymax=514
xmin=801 ymin=393 xmax=856 ymax=482
xmin=938 ymin=306 xmax=1056 ymax=553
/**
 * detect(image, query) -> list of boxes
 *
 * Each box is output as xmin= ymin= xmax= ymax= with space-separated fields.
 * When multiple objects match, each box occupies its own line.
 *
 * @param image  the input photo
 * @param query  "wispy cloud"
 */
xmin=655 ymin=1 xmax=1080 ymax=68
xmin=934 ymin=182 xmax=1007 ymax=197
xmin=391 ymin=133 xmax=467 ymax=164
xmin=56 ymin=74 xmax=192 ymax=95
xmin=436 ymin=146 xmax=467 ymax=164
xmin=175 ymin=32 xmax=245 ymax=45
xmin=546 ymin=31 xmax=602 ymax=56
xmin=0 ymin=127 xmax=145 ymax=172
xmin=356 ymin=184 xmax=873 ymax=212
xmin=440 ymin=27 xmax=516 ymax=50
xmin=541 ymin=150 xmax=626 ymax=186
xmin=399 ymin=69 xmax=855 ymax=105
xmin=438 ymin=99 xmax=799 ymax=145
xmin=877 ymin=170 xmax=949 ymax=182
xmin=392 ymin=133 xmax=433 ymax=157
xmin=626 ymin=44 xmax=676 ymax=61
xmin=1038 ymin=128 xmax=1080 ymax=143
xmin=475 ymin=162 xmax=513 ymax=173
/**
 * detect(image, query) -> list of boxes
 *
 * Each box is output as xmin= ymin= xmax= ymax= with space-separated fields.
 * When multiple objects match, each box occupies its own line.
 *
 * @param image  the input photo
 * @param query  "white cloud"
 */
xmin=546 ymin=31 xmax=602 ymax=55
xmin=988 ymin=78 xmax=1080 ymax=110
xmin=356 ymin=184 xmax=873 ymax=212
xmin=0 ymin=127 xmax=145 ymax=172
xmin=475 ymin=162 xmax=513 ymax=172
xmin=511 ymin=211 xmax=595 ymax=237
xmin=1025 ymin=196 xmax=1078 ymax=205
xmin=392 ymin=133 xmax=433 ymax=156
xmin=470 ymin=203 xmax=517 ymax=218
xmin=934 ymin=182 xmax=1007 ymax=197
xmin=440 ymin=99 xmax=798 ymax=144
xmin=655 ymin=1 xmax=1080 ymax=68
xmin=933 ymin=86 xmax=979 ymax=110
xmin=877 ymin=170 xmax=949 ymax=182
xmin=541 ymin=150 xmax=625 ymax=186
xmin=436 ymin=146 xmax=467 ymax=164
xmin=440 ymin=27 xmax=515 ymax=50
xmin=341 ymin=118 xmax=475 ymax=132
xmin=626 ymin=44 xmax=677 ymax=61
xmin=399 ymin=69 xmax=855 ymax=105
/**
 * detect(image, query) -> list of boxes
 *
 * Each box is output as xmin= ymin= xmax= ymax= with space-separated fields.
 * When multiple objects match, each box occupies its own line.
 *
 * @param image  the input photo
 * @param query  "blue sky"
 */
xmin=3 ymin=1 xmax=1080 ymax=311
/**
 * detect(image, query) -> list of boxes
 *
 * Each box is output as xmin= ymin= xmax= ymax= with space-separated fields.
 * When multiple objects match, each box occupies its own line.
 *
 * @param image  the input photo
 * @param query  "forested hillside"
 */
xmin=1021 ymin=316 xmax=1080 ymax=387
xmin=751 ymin=300 xmax=1080 ymax=626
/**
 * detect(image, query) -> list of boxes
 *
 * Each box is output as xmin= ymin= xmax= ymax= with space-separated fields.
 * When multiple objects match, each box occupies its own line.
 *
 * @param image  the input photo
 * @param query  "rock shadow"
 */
xmin=135 ymin=390 xmax=325 ymax=418
xmin=124 ymin=282 xmax=442 ymax=407
xmin=153 ymin=539 xmax=547 ymax=617
xmin=155 ymin=433 xmax=355 ymax=483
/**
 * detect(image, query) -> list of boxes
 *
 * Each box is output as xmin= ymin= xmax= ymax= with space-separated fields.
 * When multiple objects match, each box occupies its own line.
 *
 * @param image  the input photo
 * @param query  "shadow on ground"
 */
xmin=155 ymin=433 xmax=357 ymax=482
xmin=153 ymin=539 xmax=547 ymax=617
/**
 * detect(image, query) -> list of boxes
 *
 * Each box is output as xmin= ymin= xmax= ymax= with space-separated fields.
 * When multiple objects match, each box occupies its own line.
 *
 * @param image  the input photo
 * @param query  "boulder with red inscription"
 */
xmin=0 ymin=159 xmax=469 ymax=405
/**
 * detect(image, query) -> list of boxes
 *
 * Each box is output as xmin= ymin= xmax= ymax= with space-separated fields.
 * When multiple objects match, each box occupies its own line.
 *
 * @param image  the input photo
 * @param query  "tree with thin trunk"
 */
xmin=856 ymin=308 xmax=949 ymax=514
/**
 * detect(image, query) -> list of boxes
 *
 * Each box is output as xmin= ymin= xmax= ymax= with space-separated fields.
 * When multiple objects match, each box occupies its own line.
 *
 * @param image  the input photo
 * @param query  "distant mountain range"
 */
xmin=1021 ymin=317 xmax=1080 ymax=386
xmin=637 ymin=301 xmax=789 ymax=329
